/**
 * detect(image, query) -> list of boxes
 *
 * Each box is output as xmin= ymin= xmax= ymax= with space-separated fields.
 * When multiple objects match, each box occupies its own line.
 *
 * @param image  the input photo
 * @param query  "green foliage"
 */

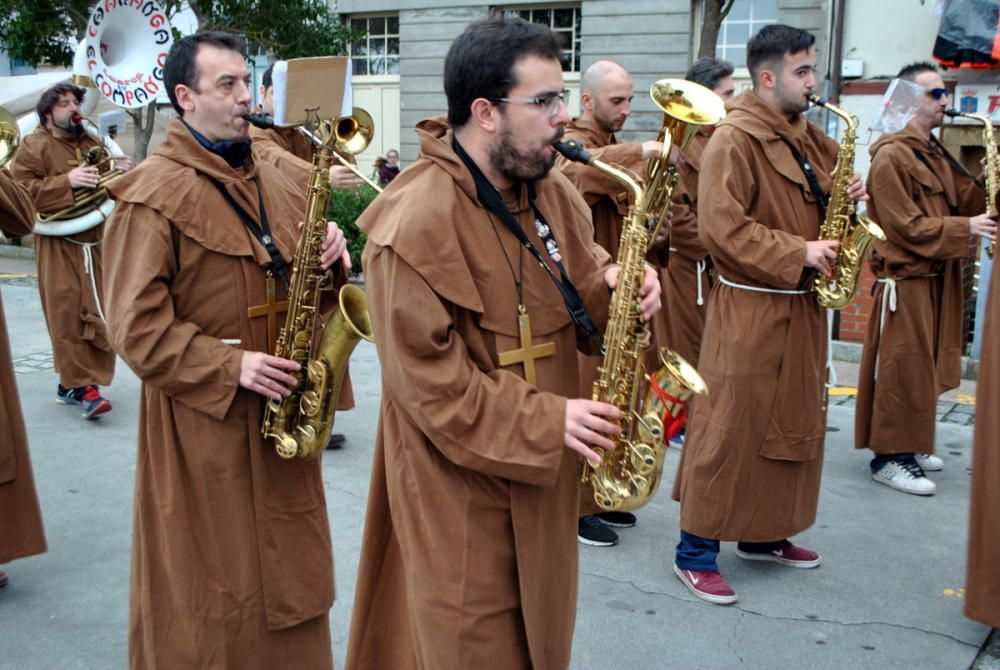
xmin=327 ymin=185 xmax=377 ymax=273
xmin=0 ymin=1 xmax=92 ymax=66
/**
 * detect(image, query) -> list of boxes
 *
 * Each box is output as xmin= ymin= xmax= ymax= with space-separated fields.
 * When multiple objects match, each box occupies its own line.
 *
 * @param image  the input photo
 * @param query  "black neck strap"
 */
xmin=205 ymin=176 xmax=291 ymax=289
xmin=781 ymin=138 xmax=829 ymax=214
xmin=452 ymin=137 xmax=598 ymax=339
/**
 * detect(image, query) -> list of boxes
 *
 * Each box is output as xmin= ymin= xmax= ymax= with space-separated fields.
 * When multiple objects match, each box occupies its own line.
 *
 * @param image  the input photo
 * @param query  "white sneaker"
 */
xmin=915 ymin=454 xmax=944 ymax=471
xmin=872 ymin=459 xmax=937 ymax=496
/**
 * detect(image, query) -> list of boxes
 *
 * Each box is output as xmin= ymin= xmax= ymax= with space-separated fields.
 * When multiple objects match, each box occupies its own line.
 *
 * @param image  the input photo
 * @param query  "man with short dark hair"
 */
xmin=671 ymin=24 xmax=867 ymax=605
xmin=557 ymin=59 xmax=665 ymax=547
xmin=345 ymin=17 xmax=660 ymax=669
xmin=663 ymin=57 xmax=735 ymax=369
xmin=102 ymin=31 xmax=349 ymax=668
xmin=0 ymin=168 xmax=46 ymax=590
xmin=855 ymin=61 xmax=994 ymax=495
xmin=12 ymin=82 xmax=134 ymax=419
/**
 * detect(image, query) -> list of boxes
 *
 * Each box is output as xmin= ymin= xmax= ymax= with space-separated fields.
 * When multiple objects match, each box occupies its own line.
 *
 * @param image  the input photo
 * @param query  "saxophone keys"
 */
xmin=628 ymin=442 xmax=657 ymax=475
xmin=275 ymin=436 xmax=299 ymax=460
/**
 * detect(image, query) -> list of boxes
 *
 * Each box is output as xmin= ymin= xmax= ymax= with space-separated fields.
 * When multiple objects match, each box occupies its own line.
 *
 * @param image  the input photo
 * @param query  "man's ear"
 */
xmin=469 ymin=97 xmax=499 ymax=134
xmin=175 ymin=84 xmax=196 ymax=114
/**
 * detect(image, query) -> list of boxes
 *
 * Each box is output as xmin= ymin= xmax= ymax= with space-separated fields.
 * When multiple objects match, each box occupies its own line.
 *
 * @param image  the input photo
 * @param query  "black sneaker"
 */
xmin=325 ymin=433 xmax=346 ymax=450
xmin=578 ymin=515 xmax=618 ymax=547
xmin=595 ymin=511 xmax=637 ymax=528
xmin=57 ymin=383 xmax=80 ymax=405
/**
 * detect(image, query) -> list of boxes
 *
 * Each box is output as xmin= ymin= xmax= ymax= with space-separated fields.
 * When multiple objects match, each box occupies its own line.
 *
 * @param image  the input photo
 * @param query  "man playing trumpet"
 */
xmin=12 ymin=83 xmax=133 ymax=419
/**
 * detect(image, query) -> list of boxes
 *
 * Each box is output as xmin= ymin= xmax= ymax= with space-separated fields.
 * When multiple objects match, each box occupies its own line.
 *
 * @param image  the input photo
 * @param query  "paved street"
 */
xmin=0 ymin=263 xmax=994 ymax=670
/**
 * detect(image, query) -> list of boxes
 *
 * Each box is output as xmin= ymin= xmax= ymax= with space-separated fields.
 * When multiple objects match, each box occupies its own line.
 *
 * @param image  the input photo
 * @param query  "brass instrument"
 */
xmin=945 ymin=109 xmax=998 ymax=260
xmin=247 ymin=107 xmax=383 ymax=193
xmin=0 ymin=106 xmax=20 ymax=168
xmin=644 ymin=79 xmax=727 ymax=244
xmin=248 ymin=113 xmax=375 ymax=460
xmin=36 ymin=114 xmax=125 ymax=224
xmin=808 ymin=96 xmax=887 ymax=309
xmin=556 ymin=139 xmax=708 ymax=513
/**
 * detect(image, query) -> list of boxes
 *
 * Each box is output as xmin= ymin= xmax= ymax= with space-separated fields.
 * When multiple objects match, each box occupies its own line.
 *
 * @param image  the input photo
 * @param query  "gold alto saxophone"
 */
xmin=945 ymin=109 xmax=998 ymax=261
xmin=248 ymin=113 xmax=375 ymax=459
xmin=556 ymin=139 xmax=708 ymax=513
xmin=808 ymin=96 xmax=887 ymax=309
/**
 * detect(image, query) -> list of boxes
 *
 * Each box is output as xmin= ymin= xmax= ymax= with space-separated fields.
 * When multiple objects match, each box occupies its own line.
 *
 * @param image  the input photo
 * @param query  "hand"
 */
xmin=328 ymin=165 xmax=363 ymax=190
xmin=321 ymin=221 xmax=351 ymax=271
xmin=113 ymin=155 xmax=134 ymax=172
xmin=604 ymin=263 xmax=662 ymax=321
xmin=641 ymin=140 xmax=665 ymax=161
xmin=805 ymin=240 xmax=840 ymax=276
xmin=845 ymin=171 xmax=868 ymax=202
xmin=240 ymin=351 xmax=300 ymax=401
xmin=666 ymin=143 xmax=685 ymax=170
xmin=970 ymin=213 xmax=998 ymax=241
xmin=565 ymin=399 xmax=622 ymax=464
xmin=68 ymin=165 xmax=100 ymax=189
xmin=655 ymin=211 xmax=672 ymax=245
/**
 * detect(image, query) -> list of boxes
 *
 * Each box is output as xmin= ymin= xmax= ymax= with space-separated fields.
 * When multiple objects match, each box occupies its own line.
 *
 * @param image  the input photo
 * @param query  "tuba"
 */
xmin=556 ymin=139 xmax=708 ymax=513
xmin=643 ymin=79 xmax=727 ymax=244
xmin=0 ymin=106 xmax=20 ymax=168
xmin=945 ymin=110 xmax=998 ymax=261
xmin=247 ymin=112 xmax=375 ymax=459
xmin=808 ymin=96 xmax=887 ymax=309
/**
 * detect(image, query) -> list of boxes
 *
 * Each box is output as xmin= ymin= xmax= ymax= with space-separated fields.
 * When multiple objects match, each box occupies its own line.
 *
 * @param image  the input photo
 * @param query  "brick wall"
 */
xmin=837 ymin=266 xmax=876 ymax=341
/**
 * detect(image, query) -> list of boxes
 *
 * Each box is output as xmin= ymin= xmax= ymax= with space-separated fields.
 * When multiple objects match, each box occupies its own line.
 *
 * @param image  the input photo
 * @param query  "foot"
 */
xmin=673 ymin=564 xmax=738 ymax=605
xmin=325 ymin=433 xmax=346 ymax=450
xmin=669 ymin=430 xmax=685 ymax=448
xmin=735 ymin=542 xmax=822 ymax=568
xmin=56 ymin=383 xmax=80 ymax=405
xmin=595 ymin=511 xmax=636 ymax=528
xmin=79 ymin=386 xmax=112 ymax=420
xmin=915 ymin=454 xmax=943 ymax=472
xmin=578 ymin=515 xmax=618 ymax=547
xmin=0 ymin=570 xmax=7 ymax=588
xmin=872 ymin=458 xmax=936 ymax=496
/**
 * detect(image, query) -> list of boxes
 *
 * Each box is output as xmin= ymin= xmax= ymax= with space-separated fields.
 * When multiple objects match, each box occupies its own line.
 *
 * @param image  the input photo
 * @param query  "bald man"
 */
xmin=558 ymin=59 xmax=665 ymax=547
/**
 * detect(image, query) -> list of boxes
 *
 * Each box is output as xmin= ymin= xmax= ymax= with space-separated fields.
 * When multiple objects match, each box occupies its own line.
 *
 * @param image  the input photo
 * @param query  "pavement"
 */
xmin=0 ymin=259 xmax=995 ymax=670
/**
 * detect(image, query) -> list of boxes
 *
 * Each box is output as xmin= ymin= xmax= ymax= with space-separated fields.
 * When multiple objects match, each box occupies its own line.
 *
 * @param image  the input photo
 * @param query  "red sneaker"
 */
xmin=79 ymin=385 xmax=112 ymax=420
xmin=673 ymin=564 xmax=738 ymax=605
xmin=735 ymin=542 xmax=821 ymax=568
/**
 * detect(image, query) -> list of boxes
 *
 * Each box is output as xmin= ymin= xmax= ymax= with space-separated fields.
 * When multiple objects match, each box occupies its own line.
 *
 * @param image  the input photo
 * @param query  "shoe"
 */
xmin=595 ymin=511 xmax=636 ymax=528
xmin=673 ymin=564 xmax=738 ymax=605
xmin=578 ymin=515 xmax=618 ymax=547
xmin=735 ymin=542 xmax=822 ymax=568
xmin=78 ymin=386 xmax=112 ymax=420
xmin=872 ymin=458 xmax=936 ymax=496
xmin=325 ymin=433 xmax=346 ymax=450
xmin=56 ymin=383 xmax=80 ymax=405
xmin=669 ymin=430 xmax=685 ymax=448
xmin=0 ymin=570 xmax=7 ymax=588
xmin=915 ymin=454 xmax=944 ymax=471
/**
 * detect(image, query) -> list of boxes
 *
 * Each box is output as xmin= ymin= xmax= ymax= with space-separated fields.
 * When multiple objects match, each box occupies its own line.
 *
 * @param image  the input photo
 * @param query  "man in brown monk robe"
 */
xmin=101 ymin=32 xmax=349 ymax=669
xmin=345 ymin=18 xmax=661 ymax=670
xmin=12 ymin=83 xmax=134 ymax=419
xmin=966 ymin=195 xmax=1000 ymax=629
xmin=663 ymin=57 xmax=735 ymax=377
xmin=671 ymin=24 xmax=867 ymax=605
xmin=0 ymin=168 xmax=46 ymax=590
xmin=855 ymin=61 xmax=995 ymax=495
xmin=249 ymin=63 xmax=361 ymax=450
xmin=557 ymin=59 xmax=664 ymax=547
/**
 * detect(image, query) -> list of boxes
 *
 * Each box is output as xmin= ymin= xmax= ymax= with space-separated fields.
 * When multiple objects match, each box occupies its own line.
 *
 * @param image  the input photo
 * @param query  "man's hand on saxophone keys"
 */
xmin=970 ymin=213 xmax=998 ymax=241
xmin=604 ymin=263 xmax=663 ymax=321
xmin=805 ymin=240 xmax=840 ymax=277
xmin=845 ymin=171 xmax=868 ymax=202
xmin=240 ymin=352 xmax=301 ymax=401
xmin=564 ymin=400 xmax=621 ymax=465
xmin=320 ymin=221 xmax=351 ymax=270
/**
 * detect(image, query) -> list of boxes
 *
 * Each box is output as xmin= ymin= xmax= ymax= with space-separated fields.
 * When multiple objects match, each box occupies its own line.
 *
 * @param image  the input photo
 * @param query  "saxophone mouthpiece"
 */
xmin=944 ymin=109 xmax=961 ymax=118
xmin=244 ymin=111 xmax=275 ymax=129
xmin=808 ymin=94 xmax=827 ymax=107
xmin=553 ymin=139 xmax=593 ymax=165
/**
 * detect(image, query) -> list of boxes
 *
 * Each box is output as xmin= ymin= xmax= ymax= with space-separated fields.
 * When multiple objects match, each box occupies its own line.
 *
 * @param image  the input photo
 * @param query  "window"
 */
xmin=501 ymin=5 xmax=582 ymax=72
xmin=715 ymin=0 xmax=778 ymax=68
xmin=349 ymin=14 xmax=400 ymax=76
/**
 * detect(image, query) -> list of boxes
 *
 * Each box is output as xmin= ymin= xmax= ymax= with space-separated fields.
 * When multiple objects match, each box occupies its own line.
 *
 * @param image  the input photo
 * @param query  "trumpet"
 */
xmin=246 ymin=108 xmax=383 ymax=193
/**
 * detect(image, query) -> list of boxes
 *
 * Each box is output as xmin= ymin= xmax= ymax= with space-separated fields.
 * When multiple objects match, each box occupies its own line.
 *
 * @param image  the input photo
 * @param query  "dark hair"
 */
xmin=262 ymin=63 xmax=274 ymax=90
xmin=37 ymin=83 xmax=85 ymax=125
xmin=897 ymin=61 xmax=939 ymax=82
xmin=444 ymin=17 xmax=563 ymax=127
xmin=685 ymin=57 xmax=735 ymax=91
xmin=746 ymin=24 xmax=816 ymax=85
xmin=164 ymin=31 xmax=245 ymax=115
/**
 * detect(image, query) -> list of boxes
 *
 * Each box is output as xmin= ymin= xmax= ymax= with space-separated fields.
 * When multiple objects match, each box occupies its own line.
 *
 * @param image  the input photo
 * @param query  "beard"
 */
xmin=55 ymin=116 xmax=85 ymax=138
xmin=490 ymin=124 xmax=563 ymax=183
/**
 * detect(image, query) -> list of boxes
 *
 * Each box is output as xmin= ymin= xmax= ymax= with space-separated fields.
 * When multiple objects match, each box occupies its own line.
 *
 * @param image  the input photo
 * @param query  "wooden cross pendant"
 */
xmin=247 ymin=274 xmax=289 ymax=354
xmin=497 ymin=305 xmax=556 ymax=385
xmin=67 ymin=147 xmax=85 ymax=167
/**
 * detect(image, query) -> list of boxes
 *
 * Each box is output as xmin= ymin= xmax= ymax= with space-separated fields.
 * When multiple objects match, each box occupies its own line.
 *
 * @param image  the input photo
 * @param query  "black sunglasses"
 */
xmin=926 ymin=87 xmax=949 ymax=100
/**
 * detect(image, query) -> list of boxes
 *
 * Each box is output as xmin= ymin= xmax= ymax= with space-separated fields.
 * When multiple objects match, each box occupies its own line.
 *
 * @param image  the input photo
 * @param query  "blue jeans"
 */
xmin=675 ymin=530 xmax=789 ymax=571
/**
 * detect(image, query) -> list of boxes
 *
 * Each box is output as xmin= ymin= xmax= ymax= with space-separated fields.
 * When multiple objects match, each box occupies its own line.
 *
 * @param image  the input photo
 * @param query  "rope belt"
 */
xmin=64 ymin=238 xmax=106 ymax=322
xmin=669 ymin=247 xmax=709 ymax=306
xmin=873 ymin=273 xmax=940 ymax=380
xmin=716 ymin=273 xmax=810 ymax=295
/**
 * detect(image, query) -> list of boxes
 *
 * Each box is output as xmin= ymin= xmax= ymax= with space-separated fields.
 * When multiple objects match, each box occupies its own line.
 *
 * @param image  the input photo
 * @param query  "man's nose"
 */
xmin=551 ymin=99 xmax=571 ymax=126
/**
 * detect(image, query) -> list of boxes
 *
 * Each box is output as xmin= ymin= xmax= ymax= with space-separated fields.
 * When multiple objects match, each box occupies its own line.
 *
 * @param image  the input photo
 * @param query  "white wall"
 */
xmin=841 ymin=0 xmax=943 ymax=80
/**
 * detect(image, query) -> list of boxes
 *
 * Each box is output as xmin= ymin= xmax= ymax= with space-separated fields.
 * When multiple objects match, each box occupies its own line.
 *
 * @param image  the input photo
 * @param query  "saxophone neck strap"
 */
xmin=452 ymin=137 xmax=599 ymax=339
xmin=781 ymin=138 xmax=829 ymax=214
xmin=205 ymin=175 xmax=291 ymax=290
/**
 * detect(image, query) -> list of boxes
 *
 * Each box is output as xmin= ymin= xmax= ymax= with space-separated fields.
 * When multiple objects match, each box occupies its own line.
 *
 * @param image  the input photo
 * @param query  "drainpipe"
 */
xmin=830 ymin=0 xmax=846 ymax=103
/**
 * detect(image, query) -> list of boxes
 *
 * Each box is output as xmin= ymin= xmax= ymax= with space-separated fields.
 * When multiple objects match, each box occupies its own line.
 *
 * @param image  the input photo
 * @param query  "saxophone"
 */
xmin=945 ymin=110 xmax=998 ymax=260
xmin=809 ymin=96 xmax=887 ymax=309
xmin=250 ymin=116 xmax=375 ymax=459
xmin=555 ymin=139 xmax=708 ymax=513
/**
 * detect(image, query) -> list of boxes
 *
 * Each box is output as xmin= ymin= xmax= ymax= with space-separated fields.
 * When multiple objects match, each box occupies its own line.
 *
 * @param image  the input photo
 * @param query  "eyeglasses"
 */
xmin=926 ymin=88 xmax=949 ymax=100
xmin=494 ymin=89 xmax=570 ymax=117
